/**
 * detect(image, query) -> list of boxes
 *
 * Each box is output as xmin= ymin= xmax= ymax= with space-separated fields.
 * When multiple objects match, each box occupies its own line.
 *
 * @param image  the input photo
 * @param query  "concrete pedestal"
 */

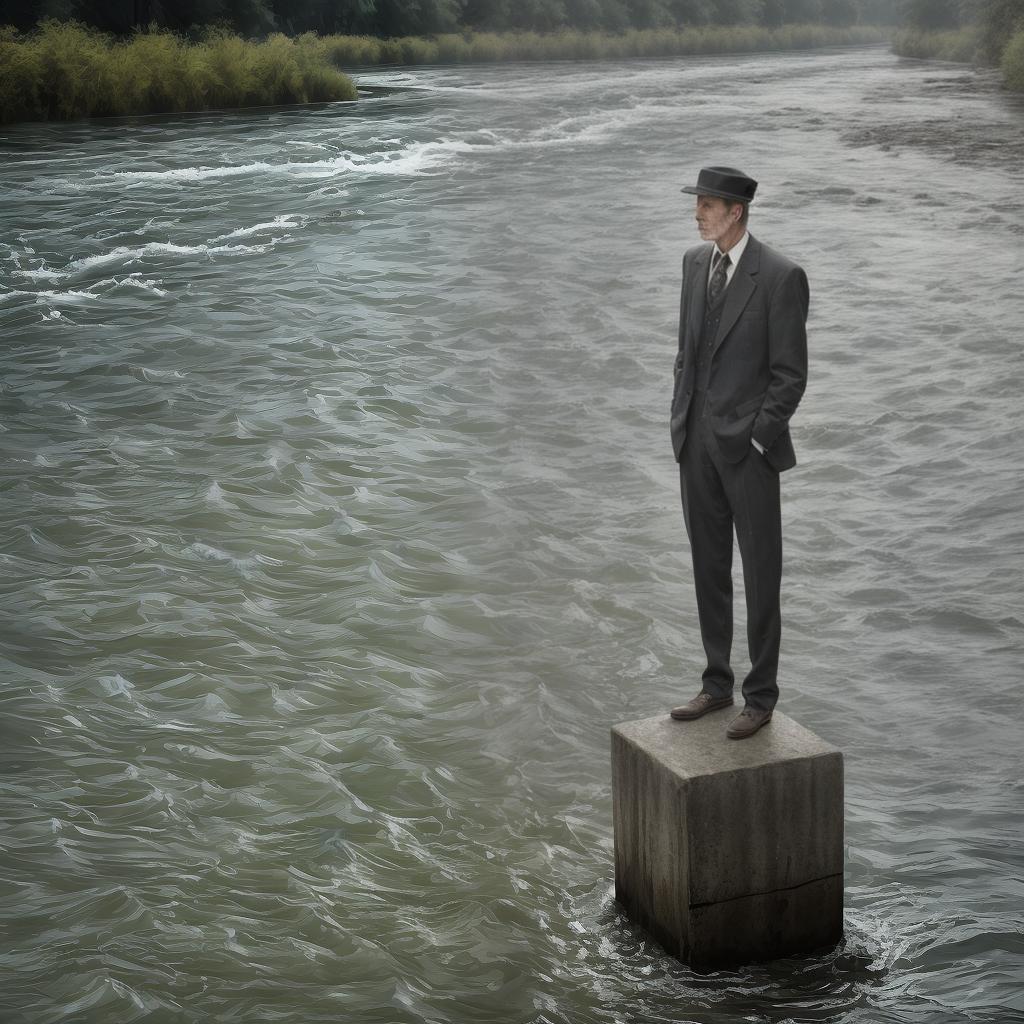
xmin=611 ymin=710 xmax=843 ymax=970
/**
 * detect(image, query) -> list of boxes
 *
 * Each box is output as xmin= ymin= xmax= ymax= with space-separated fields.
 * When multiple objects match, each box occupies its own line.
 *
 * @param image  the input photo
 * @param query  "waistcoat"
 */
xmin=688 ymin=285 xmax=727 ymax=430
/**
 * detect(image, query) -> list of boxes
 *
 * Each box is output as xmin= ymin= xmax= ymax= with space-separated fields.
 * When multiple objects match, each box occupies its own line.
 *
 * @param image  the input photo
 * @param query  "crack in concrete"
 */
xmin=689 ymin=872 xmax=843 ymax=910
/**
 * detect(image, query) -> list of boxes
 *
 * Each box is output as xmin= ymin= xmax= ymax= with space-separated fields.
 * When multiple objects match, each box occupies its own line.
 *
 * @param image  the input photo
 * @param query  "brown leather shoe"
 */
xmin=726 ymin=706 xmax=773 ymax=739
xmin=670 ymin=692 xmax=734 ymax=720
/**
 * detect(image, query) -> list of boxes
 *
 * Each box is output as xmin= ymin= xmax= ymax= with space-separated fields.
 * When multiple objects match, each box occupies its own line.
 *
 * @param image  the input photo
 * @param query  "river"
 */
xmin=1 ymin=45 xmax=1022 ymax=1024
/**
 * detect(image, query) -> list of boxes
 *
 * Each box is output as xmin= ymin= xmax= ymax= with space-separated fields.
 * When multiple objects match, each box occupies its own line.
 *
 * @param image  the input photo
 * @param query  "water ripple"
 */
xmin=1 ymin=47 xmax=1023 ymax=1024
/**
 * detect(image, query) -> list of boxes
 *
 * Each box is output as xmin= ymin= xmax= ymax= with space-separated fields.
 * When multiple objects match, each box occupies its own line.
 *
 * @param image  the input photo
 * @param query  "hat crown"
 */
xmin=681 ymin=166 xmax=758 ymax=203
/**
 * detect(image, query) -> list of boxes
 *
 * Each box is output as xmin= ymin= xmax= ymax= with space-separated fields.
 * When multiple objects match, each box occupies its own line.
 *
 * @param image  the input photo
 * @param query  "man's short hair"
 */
xmin=733 ymin=200 xmax=750 ymax=227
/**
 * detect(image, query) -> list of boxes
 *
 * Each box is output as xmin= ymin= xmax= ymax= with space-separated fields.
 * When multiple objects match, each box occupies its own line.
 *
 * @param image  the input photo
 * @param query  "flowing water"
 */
xmin=1 ymin=45 xmax=1022 ymax=1024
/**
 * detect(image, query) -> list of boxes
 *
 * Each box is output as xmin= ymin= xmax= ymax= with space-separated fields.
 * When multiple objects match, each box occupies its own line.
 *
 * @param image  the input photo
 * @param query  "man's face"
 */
xmin=694 ymin=195 xmax=741 ymax=245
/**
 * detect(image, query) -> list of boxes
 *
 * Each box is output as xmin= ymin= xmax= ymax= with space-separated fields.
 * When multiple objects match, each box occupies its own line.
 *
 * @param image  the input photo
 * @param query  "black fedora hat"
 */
xmin=681 ymin=166 xmax=757 ymax=203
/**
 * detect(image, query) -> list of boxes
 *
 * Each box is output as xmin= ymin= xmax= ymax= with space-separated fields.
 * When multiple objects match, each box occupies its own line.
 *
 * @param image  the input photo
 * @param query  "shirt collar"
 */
xmin=714 ymin=230 xmax=749 ymax=268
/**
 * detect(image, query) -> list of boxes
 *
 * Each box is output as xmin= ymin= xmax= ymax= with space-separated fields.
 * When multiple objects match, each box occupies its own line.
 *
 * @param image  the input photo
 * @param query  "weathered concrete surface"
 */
xmin=611 ymin=710 xmax=843 ymax=970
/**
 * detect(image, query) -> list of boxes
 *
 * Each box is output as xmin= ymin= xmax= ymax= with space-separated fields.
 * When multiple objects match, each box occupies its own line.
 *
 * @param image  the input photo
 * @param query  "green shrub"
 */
xmin=104 ymin=25 xmax=210 ymax=114
xmin=1002 ymin=27 xmax=1024 ymax=87
xmin=891 ymin=26 xmax=981 ymax=61
xmin=464 ymin=32 xmax=507 ymax=61
xmin=0 ymin=24 xmax=43 ymax=123
xmin=322 ymin=34 xmax=384 ymax=66
xmin=0 ymin=20 xmax=891 ymax=122
xmin=398 ymin=36 xmax=441 ymax=63
xmin=978 ymin=0 xmax=1024 ymax=65
xmin=432 ymin=33 xmax=472 ymax=61
xmin=30 ymin=18 xmax=112 ymax=118
xmin=0 ymin=19 xmax=356 ymax=123
xmin=321 ymin=24 xmax=887 ymax=69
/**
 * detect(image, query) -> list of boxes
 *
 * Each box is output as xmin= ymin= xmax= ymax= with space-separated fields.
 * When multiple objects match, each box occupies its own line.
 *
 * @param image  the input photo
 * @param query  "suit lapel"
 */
xmin=686 ymin=245 xmax=712 ymax=354
xmin=712 ymin=234 xmax=761 ymax=355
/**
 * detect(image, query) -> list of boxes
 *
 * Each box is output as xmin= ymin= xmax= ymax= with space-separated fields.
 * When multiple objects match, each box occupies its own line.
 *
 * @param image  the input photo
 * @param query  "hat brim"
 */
xmin=680 ymin=185 xmax=753 ymax=203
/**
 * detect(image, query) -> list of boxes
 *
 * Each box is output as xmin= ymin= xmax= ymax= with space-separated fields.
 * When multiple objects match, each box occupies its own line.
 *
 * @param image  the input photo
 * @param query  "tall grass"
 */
xmin=0 ymin=20 xmax=357 ymax=123
xmin=322 ymin=24 xmax=889 ymax=67
xmin=1002 ymin=28 xmax=1024 ymax=89
xmin=0 ymin=19 xmax=890 ymax=124
xmin=890 ymin=26 xmax=981 ymax=62
xmin=891 ymin=23 xmax=1024 ymax=90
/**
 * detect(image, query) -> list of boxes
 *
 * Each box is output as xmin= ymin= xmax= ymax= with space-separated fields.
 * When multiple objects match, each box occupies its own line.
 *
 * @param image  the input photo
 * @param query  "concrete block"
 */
xmin=611 ymin=710 xmax=843 ymax=970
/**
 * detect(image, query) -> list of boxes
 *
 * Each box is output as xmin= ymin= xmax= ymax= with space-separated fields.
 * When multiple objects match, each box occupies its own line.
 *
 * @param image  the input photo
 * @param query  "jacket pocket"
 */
xmin=733 ymin=395 xmax=763 ymax=419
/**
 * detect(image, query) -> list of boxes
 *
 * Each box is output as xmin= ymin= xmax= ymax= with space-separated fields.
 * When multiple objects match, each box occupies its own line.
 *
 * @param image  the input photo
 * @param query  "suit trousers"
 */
xmin=678 ymin=412 xmax=782 ymax=711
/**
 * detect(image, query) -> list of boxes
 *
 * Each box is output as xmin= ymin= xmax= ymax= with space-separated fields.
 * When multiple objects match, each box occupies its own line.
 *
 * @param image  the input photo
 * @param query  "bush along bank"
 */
xmin=891 ymin=0 xmax=1024 ymax=93
xmin=1 ymin=19 xmax=889 ymax=124
xmin=890 ymin=26 xmax=982 ymax=62
xmin=319 ymin=23 xmax=888 ymax=66
xmin=892 ymin=24 xmax=1024 ymax=89
xmin=1002 ymin=29 xmax=1024 ymax=88
xmin=0 ymin=20 xmax=358 ymax=124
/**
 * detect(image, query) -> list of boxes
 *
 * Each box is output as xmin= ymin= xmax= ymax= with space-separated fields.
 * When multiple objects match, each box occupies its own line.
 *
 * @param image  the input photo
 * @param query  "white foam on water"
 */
xmin=188 ymin=541 xmax=229 ymax=562
xmin=0 ymin=287 xmax=100 ymax=303
xmin=97 ymin=674 xmax=135 ymax=698
xmin=354 ymin=72 xmax=426 ymax=89
xmin=101 ymin=275 xmax=171 ymax=296
xmin=50 ymin=139 xmax=478 ymax=191
xmin=132 ymin=217 xmax=180 ymax=233
xmin=1 ymin=273 xmax=172 ymax=302
xmin=205 ymin=480 xmax=230 ymax=507
xmin=13 ymin=241 xmax=272 ymax=282
xmin=845 ymin=905 xmax=914 ymax=972
xmin=130 ymin=365 xmax=185 ymax=382
xmin=209 ymin=213 xmax=308 ymax=242
xmin=304 ymin=184 xmax=350 ymax=200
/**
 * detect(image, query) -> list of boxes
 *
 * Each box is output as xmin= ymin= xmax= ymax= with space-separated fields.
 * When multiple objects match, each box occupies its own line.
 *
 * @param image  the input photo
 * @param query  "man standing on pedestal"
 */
xmin=668 ymin=166 xmax=809 ymax=740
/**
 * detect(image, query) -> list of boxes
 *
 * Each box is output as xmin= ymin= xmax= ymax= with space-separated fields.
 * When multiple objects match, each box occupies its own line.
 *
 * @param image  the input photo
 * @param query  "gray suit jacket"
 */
xmin=669 ymin=233 xmax=809 ymax=471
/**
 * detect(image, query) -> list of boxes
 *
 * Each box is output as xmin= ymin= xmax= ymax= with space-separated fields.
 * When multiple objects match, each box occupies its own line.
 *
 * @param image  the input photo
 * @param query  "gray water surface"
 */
xmin=1 ymin=47 xmax=1023 ymax=1024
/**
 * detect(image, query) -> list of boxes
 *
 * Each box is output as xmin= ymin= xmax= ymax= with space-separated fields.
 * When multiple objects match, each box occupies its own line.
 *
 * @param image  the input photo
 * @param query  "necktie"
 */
xmin=708 ymin=251 xmax=730 ymax=307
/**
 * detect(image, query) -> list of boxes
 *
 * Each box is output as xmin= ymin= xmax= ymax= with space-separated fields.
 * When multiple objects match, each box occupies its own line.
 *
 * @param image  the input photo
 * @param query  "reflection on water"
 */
xmin=1 ymin=47 xmax=1023 ymax=1024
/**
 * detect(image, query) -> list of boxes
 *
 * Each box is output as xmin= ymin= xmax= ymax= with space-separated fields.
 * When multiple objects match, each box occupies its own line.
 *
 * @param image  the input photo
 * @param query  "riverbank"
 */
xmin=892 ymin=26 xmax=1024 ymax=90
xmin=2 ymin=48 xmax=1021 ymax=1024
xmin=0 ymin=19 xmax=888 ymax=124
xmin=320 ymin=23 xmax=888 ymax=66
xmin=0 ymin=21 xmax=358 ymax=125
xmin=891 ymin=27 xmax=981 ymax=63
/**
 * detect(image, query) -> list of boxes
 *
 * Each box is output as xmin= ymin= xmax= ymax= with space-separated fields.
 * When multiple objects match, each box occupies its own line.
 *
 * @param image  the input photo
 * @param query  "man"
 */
xmin=668 ymin=166 xmax=808 ymax=740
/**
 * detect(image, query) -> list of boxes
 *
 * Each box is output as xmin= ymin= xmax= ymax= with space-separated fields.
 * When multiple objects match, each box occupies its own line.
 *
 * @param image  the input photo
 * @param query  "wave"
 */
xmin=0 ymin=275 xmax=174 ymax=312
xmin=35 ymin=114 xmax=641 ymax=200
xmin=10 ymin=240 xmax=274 ymax=283
xmin=44 ymin=139 xmax=478 ymax=192
xmin=209 ymin=214 xmax=308 ymax=242
xmin=1 ymin=286 xmax=102 ymax=304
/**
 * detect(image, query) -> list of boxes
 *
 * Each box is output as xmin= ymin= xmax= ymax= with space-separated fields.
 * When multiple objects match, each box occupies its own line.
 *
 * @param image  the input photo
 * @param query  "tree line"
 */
xmin=901 ymin=0 xmax=1023 ymax=63
xmin=1 ymin=0 xmax=899 ymax=39
xmin=896 ymin=0 xmax=1023 ymax=85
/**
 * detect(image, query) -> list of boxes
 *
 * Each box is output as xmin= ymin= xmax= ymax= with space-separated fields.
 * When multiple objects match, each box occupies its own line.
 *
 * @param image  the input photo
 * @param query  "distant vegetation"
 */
xmin=320 ymin=22 xmax=887 ymax=64
xmin=892 ymin=0 xmax=1024 ymax=90
xmin=1 ymin=0 xmax=896 ymax=38
xmin=0 ymin=20 xmax=888 ymax=123
xmin=891 ymin=25 xmax=980 ymax=61
xmin=0 ymin=21 xmax=357 ymax=123
xmin=1005 ymin=24 xmax=1024 ymax=86
xmin=0 ymin=0 xmax=895 ymax=124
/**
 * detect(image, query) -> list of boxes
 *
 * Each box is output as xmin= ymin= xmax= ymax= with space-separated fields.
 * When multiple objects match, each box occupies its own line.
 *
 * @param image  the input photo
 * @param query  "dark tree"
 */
xmin=902 ymin=0 xmax=962 ymax=28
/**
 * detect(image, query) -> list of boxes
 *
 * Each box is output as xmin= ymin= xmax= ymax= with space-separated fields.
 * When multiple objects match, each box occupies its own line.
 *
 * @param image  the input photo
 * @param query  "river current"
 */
xmin=1 ymin=46 xmax=1022 ymax=1024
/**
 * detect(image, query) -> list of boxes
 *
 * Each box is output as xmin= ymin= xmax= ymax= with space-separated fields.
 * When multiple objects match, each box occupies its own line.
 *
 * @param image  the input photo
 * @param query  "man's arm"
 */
xmin=676 ymin=250 xmax=693 ymax=363
xmin=751 ymin=264 xmax=809 ymax=452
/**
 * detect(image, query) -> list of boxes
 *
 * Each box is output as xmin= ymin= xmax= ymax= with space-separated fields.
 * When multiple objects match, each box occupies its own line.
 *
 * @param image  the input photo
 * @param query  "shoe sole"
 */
xmin=726 ymin=713 xmax=773 ymax=739
xmin=670 ymin=698 xmax=734 ymax=721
